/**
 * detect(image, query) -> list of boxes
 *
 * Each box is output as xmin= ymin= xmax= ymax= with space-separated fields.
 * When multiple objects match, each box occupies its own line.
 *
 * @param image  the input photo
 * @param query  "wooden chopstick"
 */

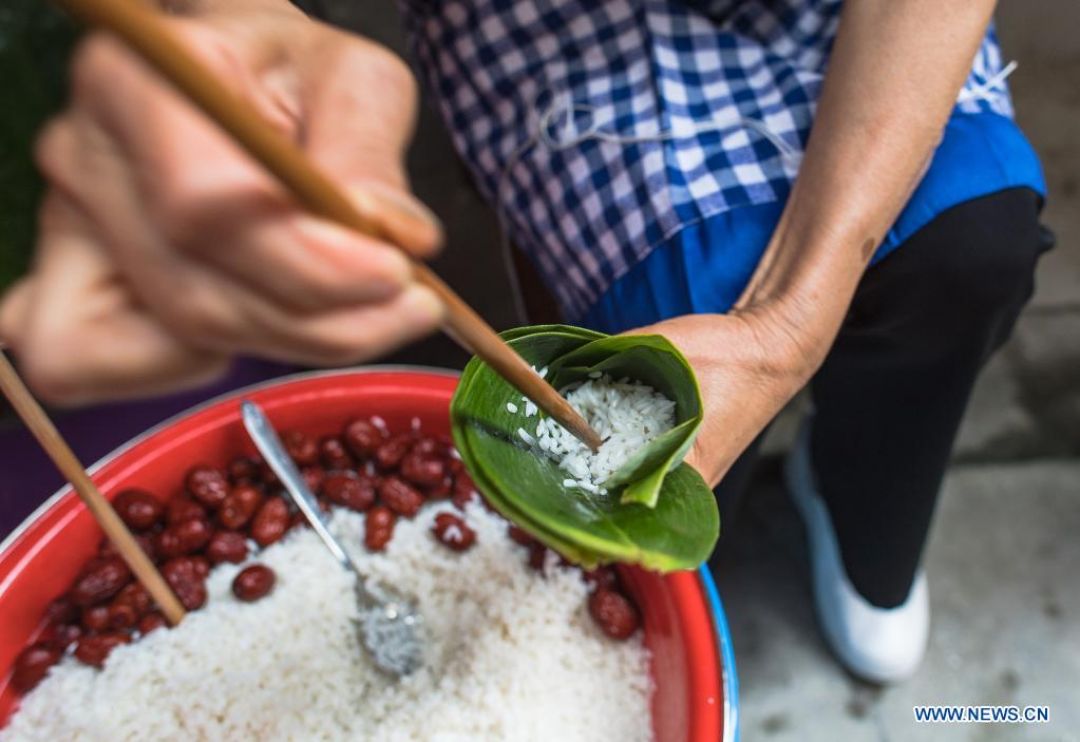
xmin=0 ymin=352 xmax=187 ymax=626
xmin=51 ymin=0 xmax=603 ymax=452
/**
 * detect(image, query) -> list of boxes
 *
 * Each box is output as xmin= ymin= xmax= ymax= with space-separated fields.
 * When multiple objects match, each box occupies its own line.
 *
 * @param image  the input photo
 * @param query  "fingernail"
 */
xmin=370 ymin=187 xmax=440 ymax=228
xmin=403 ymin=284 xmax=446 ymax=325
xmin=300 ymin=218 xmax=412 ymax=296
xmin=349 ymin=185 xmax=444 ymax=257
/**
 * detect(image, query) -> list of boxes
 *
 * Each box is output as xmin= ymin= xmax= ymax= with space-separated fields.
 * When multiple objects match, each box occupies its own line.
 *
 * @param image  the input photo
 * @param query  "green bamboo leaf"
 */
xmin=450 ymin=325 xmax=718 ymax=572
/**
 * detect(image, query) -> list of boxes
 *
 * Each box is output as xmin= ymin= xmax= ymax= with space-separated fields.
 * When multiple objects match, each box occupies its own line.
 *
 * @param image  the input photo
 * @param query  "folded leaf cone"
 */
xmin=450 ymin=325 xmax=719 ymax=572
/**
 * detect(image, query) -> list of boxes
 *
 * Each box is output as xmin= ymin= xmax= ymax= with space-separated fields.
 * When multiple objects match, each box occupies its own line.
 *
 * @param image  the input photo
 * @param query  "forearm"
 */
xmin=738 ymin=0 xmax=997 ymax=362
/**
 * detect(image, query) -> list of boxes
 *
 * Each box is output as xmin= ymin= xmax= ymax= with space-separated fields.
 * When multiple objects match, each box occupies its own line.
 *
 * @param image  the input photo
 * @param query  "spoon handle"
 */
xmin=241 ymin=401 xmax=357 ymax=575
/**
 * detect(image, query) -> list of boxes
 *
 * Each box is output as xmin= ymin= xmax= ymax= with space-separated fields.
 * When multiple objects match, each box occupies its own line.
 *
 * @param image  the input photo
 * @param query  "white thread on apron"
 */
xmin=495 ymin=94 xmax=802 ymax=274
xmin=957 ymin=60 xmax=1018 ymax=104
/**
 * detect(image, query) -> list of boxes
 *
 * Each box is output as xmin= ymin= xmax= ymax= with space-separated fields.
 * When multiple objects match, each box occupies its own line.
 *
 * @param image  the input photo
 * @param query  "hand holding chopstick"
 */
xmin=48 ymin=0 xmax=603 ymax=453
xmin=0 ymin=351 xmax=186 ymax=625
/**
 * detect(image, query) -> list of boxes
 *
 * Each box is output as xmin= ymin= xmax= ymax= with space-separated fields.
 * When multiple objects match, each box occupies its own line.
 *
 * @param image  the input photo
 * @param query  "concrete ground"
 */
xmin=714 ymin=459 xmax=1079 ymax=741
xmin=295 ymin=2 xmax=1080 ymax=739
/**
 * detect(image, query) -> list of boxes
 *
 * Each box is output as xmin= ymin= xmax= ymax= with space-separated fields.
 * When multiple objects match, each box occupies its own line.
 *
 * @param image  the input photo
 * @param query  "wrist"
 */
xmin=736 ymin=225 xmax=869 ymax=377
xmin=731 ymin=294 xmax=841 ymax=383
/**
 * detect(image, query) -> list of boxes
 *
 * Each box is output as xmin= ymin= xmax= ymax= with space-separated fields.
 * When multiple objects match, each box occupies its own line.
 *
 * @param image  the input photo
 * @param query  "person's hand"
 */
xmin=0 ymin=3 xmax=444 ymax=404
xmin=632 ymin=303 xmax=834 ymax=487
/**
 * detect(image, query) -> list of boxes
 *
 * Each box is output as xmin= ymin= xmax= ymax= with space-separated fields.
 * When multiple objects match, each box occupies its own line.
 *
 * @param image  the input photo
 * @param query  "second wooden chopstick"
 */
xmin=0 ymin=352 xmax=186 ymax=626
xmin=51 ymin=0 xmax=603 ymax=452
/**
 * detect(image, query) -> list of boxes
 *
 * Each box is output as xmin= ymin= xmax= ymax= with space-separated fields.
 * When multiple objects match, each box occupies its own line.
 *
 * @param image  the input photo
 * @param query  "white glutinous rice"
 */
xmin=0 ymin=505 xmax=652 ymax=742
xmin=533 ymin=373 xmax=676 ymax=493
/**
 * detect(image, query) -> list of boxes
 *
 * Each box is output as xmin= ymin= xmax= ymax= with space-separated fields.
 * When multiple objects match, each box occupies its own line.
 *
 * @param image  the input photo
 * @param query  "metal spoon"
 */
xmin=241 ymin=400 xmax=424 ymax=677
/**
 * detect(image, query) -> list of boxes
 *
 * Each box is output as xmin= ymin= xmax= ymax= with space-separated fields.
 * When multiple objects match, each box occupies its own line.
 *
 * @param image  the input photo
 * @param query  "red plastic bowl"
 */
xmin=0 ymin=369 xmax=726 ymax=740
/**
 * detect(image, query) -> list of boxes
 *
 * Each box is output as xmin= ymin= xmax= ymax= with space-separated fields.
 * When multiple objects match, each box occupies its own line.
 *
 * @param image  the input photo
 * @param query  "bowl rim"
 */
xmin=1 ymin=364 xmax=739 ymax=742
xmin=698 ymin=566 xmax=740 ymax=742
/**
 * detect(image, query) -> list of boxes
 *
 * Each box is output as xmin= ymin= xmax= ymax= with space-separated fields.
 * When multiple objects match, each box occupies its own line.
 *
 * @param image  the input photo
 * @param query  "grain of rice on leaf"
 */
xmin=450 ymin=325 xmax=719 ymax=572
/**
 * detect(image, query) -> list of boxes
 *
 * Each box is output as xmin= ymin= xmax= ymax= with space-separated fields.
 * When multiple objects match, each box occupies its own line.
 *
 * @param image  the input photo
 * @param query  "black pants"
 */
xmin=720 ymin=188 xmax=1050 ymax=608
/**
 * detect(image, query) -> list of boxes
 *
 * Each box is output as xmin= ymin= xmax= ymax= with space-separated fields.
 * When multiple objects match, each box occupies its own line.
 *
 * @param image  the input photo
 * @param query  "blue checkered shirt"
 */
xmin=401 ymin=0 xmax=1015 ymax=318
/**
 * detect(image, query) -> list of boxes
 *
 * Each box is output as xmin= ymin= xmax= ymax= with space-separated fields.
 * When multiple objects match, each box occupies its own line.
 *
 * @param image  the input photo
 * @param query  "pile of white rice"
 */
xmin=515 ymin=372 xmax=676 ymax=494
xmin=1 ymin=504 xmax=651 ymax=741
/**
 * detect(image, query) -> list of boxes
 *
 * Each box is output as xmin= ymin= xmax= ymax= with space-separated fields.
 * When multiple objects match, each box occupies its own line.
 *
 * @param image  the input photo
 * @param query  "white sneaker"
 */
xmin=784 ymin=418 xmax=929 ymax=684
